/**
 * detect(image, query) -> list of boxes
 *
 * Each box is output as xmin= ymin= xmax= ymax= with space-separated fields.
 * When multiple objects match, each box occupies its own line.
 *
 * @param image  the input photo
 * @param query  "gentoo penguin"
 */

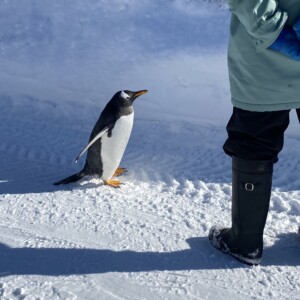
xmin=54 ymin=89 xmax=148 ymax=187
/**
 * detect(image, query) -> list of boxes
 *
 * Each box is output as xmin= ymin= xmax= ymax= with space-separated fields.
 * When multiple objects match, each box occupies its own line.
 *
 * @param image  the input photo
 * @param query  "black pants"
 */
xmin=224 ymin=107 xmax=300 ymax=163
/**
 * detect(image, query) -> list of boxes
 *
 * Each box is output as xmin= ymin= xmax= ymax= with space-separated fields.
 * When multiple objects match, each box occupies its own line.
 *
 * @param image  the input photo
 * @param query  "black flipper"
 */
xmin=53 ymin=170 xmax=85 ymax=185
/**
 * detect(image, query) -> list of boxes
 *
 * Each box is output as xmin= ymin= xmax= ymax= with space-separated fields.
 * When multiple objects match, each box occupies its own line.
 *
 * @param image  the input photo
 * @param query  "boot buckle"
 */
xmin=245 ymin=183 xmax=255 ymax=191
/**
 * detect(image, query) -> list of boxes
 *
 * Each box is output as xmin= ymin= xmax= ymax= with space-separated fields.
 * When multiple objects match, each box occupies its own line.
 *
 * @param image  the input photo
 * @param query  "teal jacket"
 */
xmin=227 ymin=0 xmax=300 ymax=111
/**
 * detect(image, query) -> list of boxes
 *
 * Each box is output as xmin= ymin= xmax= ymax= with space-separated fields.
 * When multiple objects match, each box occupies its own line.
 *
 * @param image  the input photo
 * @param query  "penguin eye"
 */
xmin=120 ymin=91 xmax=130 ymax=100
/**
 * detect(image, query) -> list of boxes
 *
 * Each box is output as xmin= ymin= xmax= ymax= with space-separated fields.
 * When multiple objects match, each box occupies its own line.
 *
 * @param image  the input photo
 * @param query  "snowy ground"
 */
xmin=0 ymin=1 xmax=300 ymax=299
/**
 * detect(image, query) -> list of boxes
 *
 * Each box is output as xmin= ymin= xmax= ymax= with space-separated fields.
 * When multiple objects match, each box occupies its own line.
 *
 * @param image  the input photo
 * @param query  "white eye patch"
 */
xmin=120 ymin=91 xmax=130 ymax=100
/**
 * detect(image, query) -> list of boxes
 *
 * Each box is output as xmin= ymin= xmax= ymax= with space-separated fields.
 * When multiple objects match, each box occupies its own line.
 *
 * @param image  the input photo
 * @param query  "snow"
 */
xmin=0 ymin=0 xmax=299 ymax=299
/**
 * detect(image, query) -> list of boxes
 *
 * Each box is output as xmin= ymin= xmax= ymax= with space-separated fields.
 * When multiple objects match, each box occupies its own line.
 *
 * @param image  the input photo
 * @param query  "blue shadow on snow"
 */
xmin=0 ymin=235 xmax=299 ymax=276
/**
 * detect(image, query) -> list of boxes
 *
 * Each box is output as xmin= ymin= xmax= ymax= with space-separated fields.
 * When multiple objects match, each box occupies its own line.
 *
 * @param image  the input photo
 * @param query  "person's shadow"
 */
xmin=262 ymin=232 xmax=300 ymax=266
xmin=0 ymin=237 xmax=238 ymax=277
xmin=0 ymin=235 xmax=299 ymax=276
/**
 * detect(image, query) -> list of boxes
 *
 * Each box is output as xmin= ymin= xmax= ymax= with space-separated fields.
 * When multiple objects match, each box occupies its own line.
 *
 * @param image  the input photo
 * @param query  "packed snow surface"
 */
xmin=0 ymin=1 xmax=299 ymax=299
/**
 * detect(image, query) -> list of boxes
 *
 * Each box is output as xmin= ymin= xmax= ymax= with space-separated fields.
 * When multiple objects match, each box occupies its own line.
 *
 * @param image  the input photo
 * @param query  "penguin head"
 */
xmin=115 ymin=90 xmax=148 ymax=106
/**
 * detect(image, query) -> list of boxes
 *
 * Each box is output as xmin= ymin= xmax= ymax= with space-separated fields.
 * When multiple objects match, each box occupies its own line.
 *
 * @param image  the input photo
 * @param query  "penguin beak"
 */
xmin=132 ymin=90 xmax=148 ymax=100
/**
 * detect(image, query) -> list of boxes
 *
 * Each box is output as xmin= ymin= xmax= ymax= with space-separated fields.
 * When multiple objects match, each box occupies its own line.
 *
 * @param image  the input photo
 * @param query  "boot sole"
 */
xmin=209 ymin=226 xmax=262 ymax=266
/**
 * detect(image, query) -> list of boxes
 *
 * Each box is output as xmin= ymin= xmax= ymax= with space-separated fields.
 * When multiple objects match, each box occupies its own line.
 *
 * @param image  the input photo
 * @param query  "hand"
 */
xmin=269 ymin=26 xmax=300 ymax=61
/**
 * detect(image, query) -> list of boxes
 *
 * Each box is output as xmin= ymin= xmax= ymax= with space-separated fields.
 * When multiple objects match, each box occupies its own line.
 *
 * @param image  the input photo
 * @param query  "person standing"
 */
xmin=209 ymin=0 xmax=300 ymax=265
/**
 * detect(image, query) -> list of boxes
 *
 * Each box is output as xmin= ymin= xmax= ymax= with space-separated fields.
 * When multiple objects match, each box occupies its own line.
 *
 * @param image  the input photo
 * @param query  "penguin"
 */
xmin=54 ymin=89 xmax=148 ymax=187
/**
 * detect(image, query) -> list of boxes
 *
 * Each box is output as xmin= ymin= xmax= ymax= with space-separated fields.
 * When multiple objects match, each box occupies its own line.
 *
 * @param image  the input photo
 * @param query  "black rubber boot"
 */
xmin=209 ymin=157 xmax=273 ymax=265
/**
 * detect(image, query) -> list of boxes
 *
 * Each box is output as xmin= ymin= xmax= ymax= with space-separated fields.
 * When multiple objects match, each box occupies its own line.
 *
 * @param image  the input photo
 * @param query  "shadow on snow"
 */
xmin=0 ymin=234 xmax=299 ymax=277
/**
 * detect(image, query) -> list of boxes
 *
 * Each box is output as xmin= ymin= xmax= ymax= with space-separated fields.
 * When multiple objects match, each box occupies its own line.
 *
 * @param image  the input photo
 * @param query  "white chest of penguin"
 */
xmin=101 ymin=112 xmax=134 ymax=180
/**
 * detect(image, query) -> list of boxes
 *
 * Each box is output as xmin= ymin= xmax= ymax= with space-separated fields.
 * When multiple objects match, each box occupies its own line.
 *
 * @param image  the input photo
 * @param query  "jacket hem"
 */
xmin=231 ymin=97 xmax=300 ymax=112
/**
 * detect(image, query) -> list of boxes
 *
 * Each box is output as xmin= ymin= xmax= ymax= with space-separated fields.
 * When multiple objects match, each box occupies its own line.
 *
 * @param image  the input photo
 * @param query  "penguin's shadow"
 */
xmin=0 ymin=159 xmax=88 ymax=195
xmin=0 ymin=172 xmax=105 ymax=195
xmin=0 ymin=97 xmax=98 ymax=195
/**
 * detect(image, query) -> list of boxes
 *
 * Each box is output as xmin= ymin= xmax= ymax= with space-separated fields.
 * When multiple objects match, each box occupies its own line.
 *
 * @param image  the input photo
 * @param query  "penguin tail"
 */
xmin=53 ymin=170 xmax=86 ymax=186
